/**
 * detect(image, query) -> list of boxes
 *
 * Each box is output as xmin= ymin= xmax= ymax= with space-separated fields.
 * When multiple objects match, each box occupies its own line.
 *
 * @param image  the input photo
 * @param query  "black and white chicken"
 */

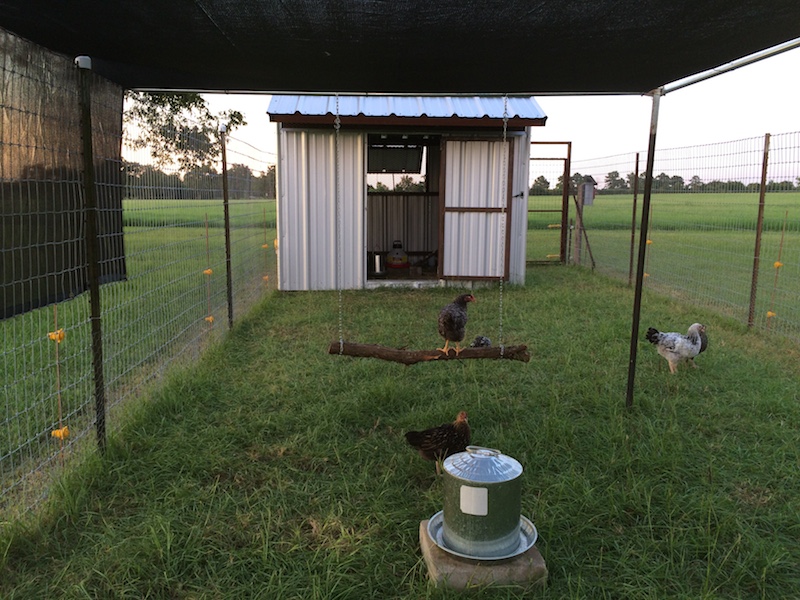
xmin=437 ymin=294 xmax=475 ymax=355
xmin=645 ymin=322 xmax=708 ymax=374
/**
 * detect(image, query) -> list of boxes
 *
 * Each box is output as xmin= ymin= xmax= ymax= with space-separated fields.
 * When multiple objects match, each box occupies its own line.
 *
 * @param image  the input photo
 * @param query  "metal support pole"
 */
xmin=560 ymin=143 xmax=572 ymax=264
xmin=747 ymin=133 xmax=770 ymax=328
xmin=625 ymin=88 xmax=662 ymax=409
xmin=628 ymin=152 xmax=640 ymax=286
xmin=219 ymin=124 xmax=234 ymax=329
xmin=76 ymin=56 xmax=107 ymax=452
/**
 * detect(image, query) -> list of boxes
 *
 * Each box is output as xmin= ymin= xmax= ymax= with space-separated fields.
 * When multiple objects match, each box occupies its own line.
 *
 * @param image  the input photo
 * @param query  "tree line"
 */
xmin=530 ymin=171 xmax=800 ymax=195
xmin=125 ymin=161 xmax=276 ymax=199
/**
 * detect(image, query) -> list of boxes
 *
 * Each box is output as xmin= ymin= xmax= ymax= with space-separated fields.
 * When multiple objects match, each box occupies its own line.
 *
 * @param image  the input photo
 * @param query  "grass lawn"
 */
xmin=2 ymin=266 xmax=799 ymax=598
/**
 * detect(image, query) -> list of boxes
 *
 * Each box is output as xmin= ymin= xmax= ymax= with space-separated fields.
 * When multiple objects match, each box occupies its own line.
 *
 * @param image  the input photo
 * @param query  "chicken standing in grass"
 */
xmin=405 ymin=411 xmax=470 ymax=474
xmin=645 ymin=322 xmax=708 ymax=374
xmin=437 ymin=294 xmax=475 ymax=356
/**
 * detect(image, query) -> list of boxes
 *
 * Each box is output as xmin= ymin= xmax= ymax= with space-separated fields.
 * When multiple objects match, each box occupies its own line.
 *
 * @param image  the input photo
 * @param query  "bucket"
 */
xmin=441 ymin=446 xmax=523 ymax=558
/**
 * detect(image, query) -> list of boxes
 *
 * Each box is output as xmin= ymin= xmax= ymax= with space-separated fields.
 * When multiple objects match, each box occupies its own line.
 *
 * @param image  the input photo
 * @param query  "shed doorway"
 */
xmin=366 ymin=133 xmax=441 ymax=283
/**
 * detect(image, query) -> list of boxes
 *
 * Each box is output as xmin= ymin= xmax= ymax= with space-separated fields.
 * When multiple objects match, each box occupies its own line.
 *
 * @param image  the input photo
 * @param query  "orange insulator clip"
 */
xmin=203 ymin=268 xmax=213 ymax=276
xmin=767 ymin=311 xmax=777 ymax=319
xmin=48 ymin=329 xmax=65 ymax=343
xmin=205 ymin=315 xmax=215 ymax=323
xmin=51 ymin=426 xmax=69 ymax=440
xmin=774 ymin=261 xmax=784 ymax=269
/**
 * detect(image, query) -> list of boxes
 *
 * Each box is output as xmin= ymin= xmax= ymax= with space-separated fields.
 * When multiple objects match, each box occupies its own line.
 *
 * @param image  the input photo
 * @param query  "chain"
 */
xmin=334 ymin=95 xmax=344 ymax=354
xmin=498 ymin=95 xmax=509 ymax=356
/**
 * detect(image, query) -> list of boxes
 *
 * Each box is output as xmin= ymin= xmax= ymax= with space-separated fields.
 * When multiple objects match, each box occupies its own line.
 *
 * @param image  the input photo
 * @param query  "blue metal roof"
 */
xmin=268 ymin=95 xmax=546 ymax=121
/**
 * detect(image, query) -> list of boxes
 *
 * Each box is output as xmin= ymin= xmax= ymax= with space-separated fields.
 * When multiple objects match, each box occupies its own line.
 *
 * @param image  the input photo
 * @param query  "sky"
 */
xmin=202 ymin=45 xmax=800 ymax=173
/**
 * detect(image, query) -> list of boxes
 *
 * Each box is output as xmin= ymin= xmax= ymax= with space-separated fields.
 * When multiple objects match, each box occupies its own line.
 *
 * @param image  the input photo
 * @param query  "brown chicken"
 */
xmin=438 ymin=294 xmax=475 ymax=355
xmin=405 ymin=411 xmax=471 ymax=474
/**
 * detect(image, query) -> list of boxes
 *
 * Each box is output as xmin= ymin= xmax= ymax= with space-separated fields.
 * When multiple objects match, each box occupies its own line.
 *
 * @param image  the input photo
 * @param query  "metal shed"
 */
xmin=268 ymin=95 xmax=547 ymax=291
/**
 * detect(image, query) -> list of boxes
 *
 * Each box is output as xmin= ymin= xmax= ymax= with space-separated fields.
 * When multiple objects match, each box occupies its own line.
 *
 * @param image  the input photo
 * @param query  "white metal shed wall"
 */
xmin=276 ymin=128 xmax=365 ymax=290
xmin=509 ymin=130 xmax=532 ymax=284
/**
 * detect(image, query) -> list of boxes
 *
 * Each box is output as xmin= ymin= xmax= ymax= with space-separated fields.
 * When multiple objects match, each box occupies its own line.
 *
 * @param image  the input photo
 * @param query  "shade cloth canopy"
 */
xmin=1 ymin=1 xmax=799 ymax=94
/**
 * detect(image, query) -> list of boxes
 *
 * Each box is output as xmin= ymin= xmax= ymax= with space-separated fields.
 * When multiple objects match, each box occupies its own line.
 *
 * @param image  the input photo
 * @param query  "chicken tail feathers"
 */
xmin=404 ymin=431 xmax=424 ymax=447
xmin=645 ymin=327 xmax=661 ymax=344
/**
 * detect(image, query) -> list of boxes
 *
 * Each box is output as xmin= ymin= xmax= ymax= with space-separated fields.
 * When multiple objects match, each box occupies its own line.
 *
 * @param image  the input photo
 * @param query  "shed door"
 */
xmin=441 ymin=139 xmax=511 ymax=279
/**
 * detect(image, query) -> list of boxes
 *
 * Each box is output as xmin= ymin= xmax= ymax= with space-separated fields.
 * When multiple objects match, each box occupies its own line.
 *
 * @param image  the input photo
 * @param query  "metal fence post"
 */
xmin=76 ymin=56 xmax=107 ymax=453
xmin=628 ymin=152 xmax=640 ymax=286
xmin=219 ymin=124 xmax=234 ymax=329
xmin=748 ymin=133 xmax=771 ymax=329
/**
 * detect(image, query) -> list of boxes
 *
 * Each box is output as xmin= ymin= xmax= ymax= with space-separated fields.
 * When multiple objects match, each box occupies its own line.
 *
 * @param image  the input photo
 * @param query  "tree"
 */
xmin=394 ymin=175 xmax=425 ymax=192
xmin=604 ymin=170 xmax=627 ymax=192
xmin=626 ymin=172 xmax=644 ymax=191
xmin=124 ymin=92 xmax=245 ymax=173
xmin=688 ymin=175 xmax=704 ymax=192
xmin=530 ymin=175 xmax=550 ymax=195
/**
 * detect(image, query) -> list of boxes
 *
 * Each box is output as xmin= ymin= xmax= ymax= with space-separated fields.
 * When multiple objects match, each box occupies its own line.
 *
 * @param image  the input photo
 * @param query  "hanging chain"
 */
xmin=334 ymin=95 xmax=344 ymax=354
xmin=498 ymin=95 xmax=509 ymax=356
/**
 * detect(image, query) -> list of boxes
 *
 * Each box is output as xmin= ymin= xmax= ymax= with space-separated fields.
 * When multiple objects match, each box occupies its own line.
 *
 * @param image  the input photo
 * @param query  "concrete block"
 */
xmin=419 ymin=520 xmax=548 ymax=590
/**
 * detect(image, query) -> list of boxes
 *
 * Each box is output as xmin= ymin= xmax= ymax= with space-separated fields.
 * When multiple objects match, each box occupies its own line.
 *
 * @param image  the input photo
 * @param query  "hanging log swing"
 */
xmin=328 ymin=94 xmax=530 ymax=366
xmin=328 ymin=341 xmax=530 ymax=365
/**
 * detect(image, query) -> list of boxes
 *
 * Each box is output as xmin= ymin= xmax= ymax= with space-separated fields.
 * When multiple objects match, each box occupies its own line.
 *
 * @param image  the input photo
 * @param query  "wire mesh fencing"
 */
xmin=564 ymin=132 xmax=800 ymax=341
xmin=1 ymin=28 xmax=276 ymax=515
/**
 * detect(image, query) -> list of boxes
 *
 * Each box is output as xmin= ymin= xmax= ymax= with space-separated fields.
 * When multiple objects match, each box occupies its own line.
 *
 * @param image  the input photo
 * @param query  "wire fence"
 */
xmin=1 ymin=30 xmax=276 ymax=516
xmin=528 ymin=131 xmax=800 ymax=341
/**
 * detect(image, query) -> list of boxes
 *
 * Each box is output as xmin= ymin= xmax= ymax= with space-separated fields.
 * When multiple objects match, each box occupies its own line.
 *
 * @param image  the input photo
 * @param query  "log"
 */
xmin=328 ymin=340 xmax=530 ymax=365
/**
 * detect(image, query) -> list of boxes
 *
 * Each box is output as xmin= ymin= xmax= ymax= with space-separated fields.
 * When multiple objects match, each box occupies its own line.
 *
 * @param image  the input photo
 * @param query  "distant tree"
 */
xmin=604 ymin=170 xmax=628 ymax=192
xmin=766 ymin=180 xmax=796 ymax=192
xmin=368 ymin=182 xmax=391 ymax=192
xmin=394 ymin=175 xmax=425 ymax=192
xmin=124 ymin=161 xmax=185 ymax=198
xmin=688 ymin=175 xmax=704 ymax=192
xmin=530 ymin=175 xmax=550 ymax=195
xmin=183 ymin=163 xmax=220 ymax=199
xmin=263 ymin=164 xmax=276 ymax=198
xmin=124 ymin=92 xmax=245 ymax=173
xmin=567 ymin=172 xmax=584 ymax=195
xmin=625 ymin=172 xmax=644 ymax=191
xmin=227 ymin=163 xmax=253 ymax=199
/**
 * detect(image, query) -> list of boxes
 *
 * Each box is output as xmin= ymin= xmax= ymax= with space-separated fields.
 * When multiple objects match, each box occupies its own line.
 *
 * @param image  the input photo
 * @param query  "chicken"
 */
xmin=405 ymin=411 xmax=470 ymax=474
xmin=470 ymin=335 xmax=492 ymax=348
xmin=645 ymin=322 xmax=708 ymax=374
xmin=437 ymin=294 xmax=475 ymax=355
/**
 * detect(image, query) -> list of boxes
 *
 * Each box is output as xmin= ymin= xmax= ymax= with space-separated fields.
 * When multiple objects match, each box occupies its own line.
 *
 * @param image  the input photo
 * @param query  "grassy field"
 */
xmin=527 ymin=192 xmax=800 ymax=339
xmin=2 ymin=266 xmax=799 ymax=598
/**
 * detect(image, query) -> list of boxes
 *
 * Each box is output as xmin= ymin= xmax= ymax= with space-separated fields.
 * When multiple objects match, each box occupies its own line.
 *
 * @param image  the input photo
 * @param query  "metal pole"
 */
xmin=219 ymin=124 xmax=234 ymax=329
xmin=76 ymin=56 xmax=107 ymax=452
xmin=628 ymin=152 xmax=640 ymax=286
xmin=625 ymin=88 xmax=662 ymax=409
xmin=748 ymin=133 xmax=771 ymax=328
xmin=560 ymin=143 xmax=572 ymax=264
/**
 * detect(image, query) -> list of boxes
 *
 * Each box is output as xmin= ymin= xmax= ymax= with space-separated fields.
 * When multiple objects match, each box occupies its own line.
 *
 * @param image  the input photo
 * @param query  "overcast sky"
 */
xmin=204 ymin=45 xmax=800 ymax=170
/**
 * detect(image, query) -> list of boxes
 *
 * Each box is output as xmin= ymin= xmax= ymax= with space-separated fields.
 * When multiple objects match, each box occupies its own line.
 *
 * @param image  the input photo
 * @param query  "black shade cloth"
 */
xmin=1 ymin=29 xmax=127 ymax=320
xmin=0 ymin=1 xmax=799 ymax=94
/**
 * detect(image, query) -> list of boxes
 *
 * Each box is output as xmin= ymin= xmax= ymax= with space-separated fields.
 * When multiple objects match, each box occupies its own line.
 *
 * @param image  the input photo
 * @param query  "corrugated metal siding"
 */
xmin=277 ymin=128 xmax=365 ymax=291
xmin=442 ymin=140 xmax=509 ymax=278
xmin=366 ymin=194 xmax=438 ymax=254
xmin=509 ymin=130 xmax=531 ymax=284
xmin=268 ymin=95 xmax=546 ymax=120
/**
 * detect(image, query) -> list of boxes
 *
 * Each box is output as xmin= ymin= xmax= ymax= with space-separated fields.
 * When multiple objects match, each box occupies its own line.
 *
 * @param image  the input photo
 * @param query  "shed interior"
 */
xmin=367 ymin=133 xmax=441 ymax=281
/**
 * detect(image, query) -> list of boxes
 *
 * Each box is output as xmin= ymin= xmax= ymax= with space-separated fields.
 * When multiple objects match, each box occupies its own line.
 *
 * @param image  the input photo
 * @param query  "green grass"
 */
xmin=1 ymin=200 xmax=277 ymax=509
xmin=526 ymin=192 xmax=800 ymax=339
xmin=2 ymin=266 xmax=799 ymax=598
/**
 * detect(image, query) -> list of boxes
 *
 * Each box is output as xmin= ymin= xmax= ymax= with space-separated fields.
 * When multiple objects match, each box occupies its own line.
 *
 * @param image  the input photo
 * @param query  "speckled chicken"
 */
xmin=437 ymin=294 xmax=475 ymax=355
xmin=646 ymin=322 xmax=708 ymax=374
xmin=405 ymin=411 xmax=470 ymax=474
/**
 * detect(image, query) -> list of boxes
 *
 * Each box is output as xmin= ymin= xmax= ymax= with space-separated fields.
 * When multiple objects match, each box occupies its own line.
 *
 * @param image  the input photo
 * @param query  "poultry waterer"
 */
xmin=427 ymin=446 xmax=538 ymax=560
